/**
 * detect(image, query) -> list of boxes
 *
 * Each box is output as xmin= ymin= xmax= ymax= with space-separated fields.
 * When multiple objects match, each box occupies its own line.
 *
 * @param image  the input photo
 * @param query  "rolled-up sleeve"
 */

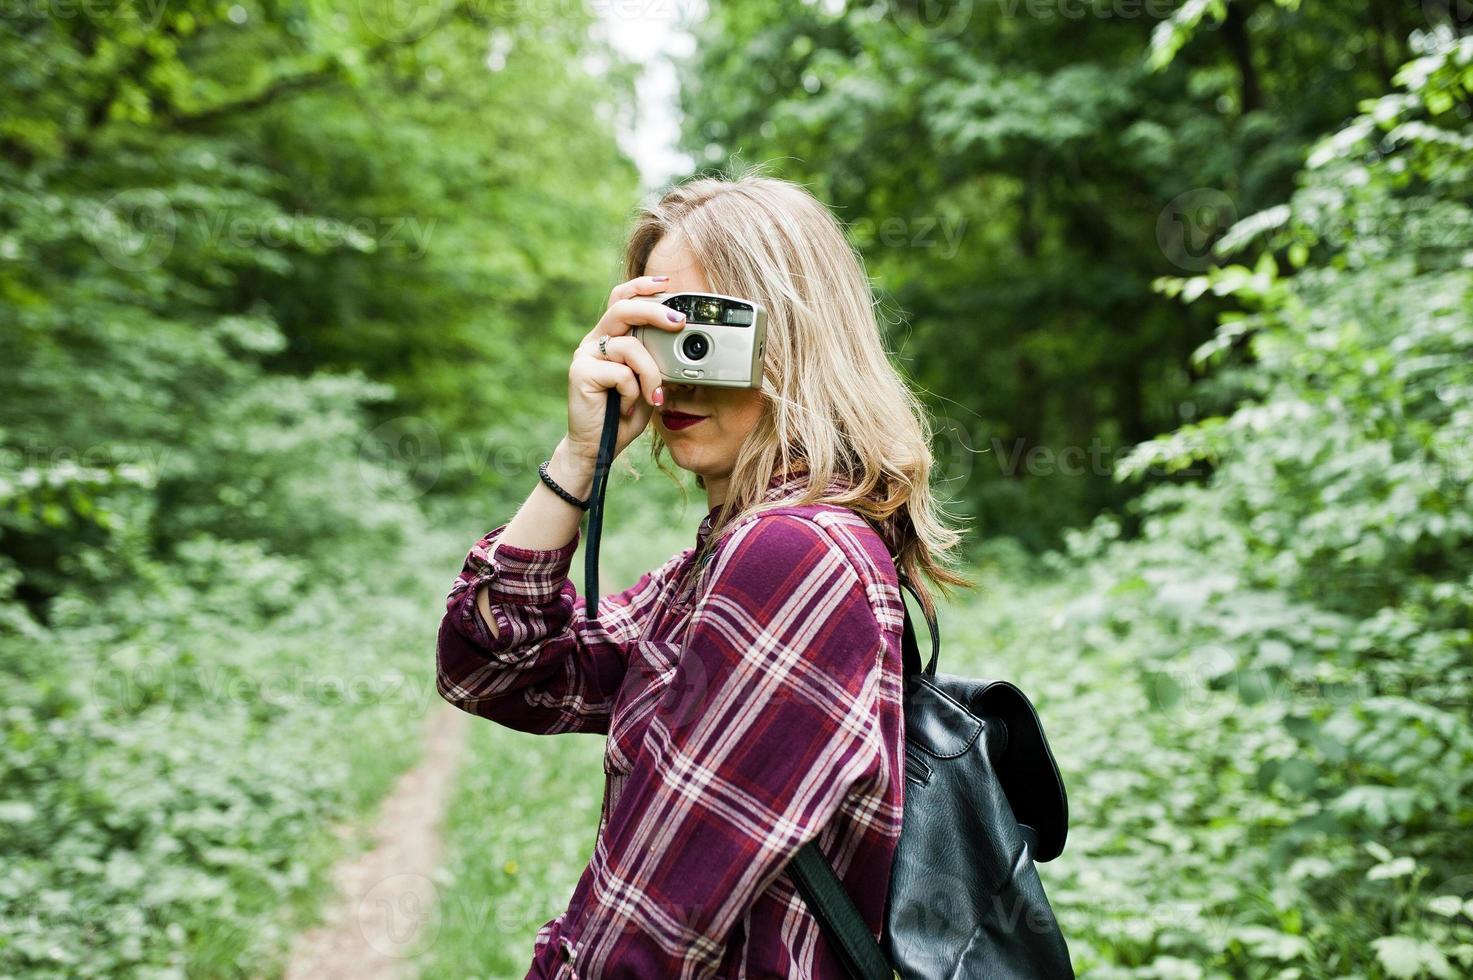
xmin=436 ymin=525 xmax=678 ymax=736
xmin=544 ymin=513 xmax=889 ymax=977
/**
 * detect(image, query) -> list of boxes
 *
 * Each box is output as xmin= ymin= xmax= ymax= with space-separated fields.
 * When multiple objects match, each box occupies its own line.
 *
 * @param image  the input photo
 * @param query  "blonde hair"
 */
xmin=625 ymin=172 xmax=970 ymax=614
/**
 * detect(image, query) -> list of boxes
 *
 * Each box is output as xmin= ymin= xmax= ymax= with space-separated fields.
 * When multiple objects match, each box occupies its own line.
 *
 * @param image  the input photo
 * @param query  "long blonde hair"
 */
xmin=625 ymin=172 xmax=970 ymax=614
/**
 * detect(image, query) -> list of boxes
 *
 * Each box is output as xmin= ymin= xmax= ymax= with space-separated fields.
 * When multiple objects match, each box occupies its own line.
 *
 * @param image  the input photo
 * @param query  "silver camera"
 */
xmin=635 ymin=292 xmax=767 ymax=389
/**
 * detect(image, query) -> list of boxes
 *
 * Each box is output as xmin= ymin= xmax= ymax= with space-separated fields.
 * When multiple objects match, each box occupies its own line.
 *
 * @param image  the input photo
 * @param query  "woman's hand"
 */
xmin=563 ymin=275 xmax=687 ymax=465
xmin=485 ymin=276 xmax=687 ymax=580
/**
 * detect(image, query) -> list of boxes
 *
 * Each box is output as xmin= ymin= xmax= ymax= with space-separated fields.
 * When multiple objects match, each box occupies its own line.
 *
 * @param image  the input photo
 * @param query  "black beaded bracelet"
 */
xmin=538 ymin=460 xmax=590 ymax=511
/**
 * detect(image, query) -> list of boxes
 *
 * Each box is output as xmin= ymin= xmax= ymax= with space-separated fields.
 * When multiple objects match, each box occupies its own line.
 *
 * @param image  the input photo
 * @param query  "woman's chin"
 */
xmin=665 ymin=443 xmax=702 ymax=472
xmin=666 ymin=442 xmax=718 ymax=481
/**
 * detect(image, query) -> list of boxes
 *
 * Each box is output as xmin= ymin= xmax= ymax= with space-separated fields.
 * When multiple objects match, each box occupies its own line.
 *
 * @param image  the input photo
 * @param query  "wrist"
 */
xmin=547 ymin=439 xmax=597 ymax=499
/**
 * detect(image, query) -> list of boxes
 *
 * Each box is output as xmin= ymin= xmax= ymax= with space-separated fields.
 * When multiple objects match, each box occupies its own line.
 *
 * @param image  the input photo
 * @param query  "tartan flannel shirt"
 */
xmin=436 ymin=473 xmax=907 ymax=978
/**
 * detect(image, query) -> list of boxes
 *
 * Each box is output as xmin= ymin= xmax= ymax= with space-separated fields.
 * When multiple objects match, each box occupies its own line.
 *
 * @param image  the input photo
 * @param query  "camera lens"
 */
xmin=681 ymin=332 xmax=710 ymax=361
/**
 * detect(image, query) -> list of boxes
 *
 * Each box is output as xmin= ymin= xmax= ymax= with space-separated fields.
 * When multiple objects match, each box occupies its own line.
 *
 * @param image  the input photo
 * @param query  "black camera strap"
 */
xmin=583 ymin=389 xmax=622 ymax=618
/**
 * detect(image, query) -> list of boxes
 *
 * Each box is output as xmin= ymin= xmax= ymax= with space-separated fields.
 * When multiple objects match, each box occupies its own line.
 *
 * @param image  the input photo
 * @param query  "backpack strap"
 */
xmin=898 ymin=577 xmax=940 ymax=678
xmin=788 ymin=842 xmax=896 ymax=980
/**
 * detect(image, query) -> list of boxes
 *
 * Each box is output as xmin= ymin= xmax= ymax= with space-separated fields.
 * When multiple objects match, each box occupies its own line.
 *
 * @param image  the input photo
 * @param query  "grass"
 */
xmin=186 ymin=526 xmax=472 ymax=977
xmin=0 ymin=519 xmax=474 ymax=979
xmin=416 ymin=724 xmax=606 ymax=977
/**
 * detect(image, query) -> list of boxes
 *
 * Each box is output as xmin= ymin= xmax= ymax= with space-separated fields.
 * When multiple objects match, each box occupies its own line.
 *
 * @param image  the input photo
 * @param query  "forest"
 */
xmin=1 ymin=0 xmax=1470 ymax=977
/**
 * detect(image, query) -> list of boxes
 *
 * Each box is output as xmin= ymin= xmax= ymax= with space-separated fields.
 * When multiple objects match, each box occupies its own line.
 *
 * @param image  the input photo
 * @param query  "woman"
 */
xmin=436 ymin=174 xmax=966 ymax=978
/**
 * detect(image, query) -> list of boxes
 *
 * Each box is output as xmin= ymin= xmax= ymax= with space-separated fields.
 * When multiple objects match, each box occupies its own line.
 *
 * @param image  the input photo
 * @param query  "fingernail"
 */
xmin=653 ymin=386 xmax=665 ymax=406
xmin=667 ymin=310 xmax=685 ymax=322
xmin=651 ymin=275 xmax=670 ymax=282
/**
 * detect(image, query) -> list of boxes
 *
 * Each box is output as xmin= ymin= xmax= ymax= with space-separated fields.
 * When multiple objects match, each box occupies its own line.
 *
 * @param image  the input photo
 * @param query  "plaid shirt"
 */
xmin=436 ymin=473 xmax=907 ymax=978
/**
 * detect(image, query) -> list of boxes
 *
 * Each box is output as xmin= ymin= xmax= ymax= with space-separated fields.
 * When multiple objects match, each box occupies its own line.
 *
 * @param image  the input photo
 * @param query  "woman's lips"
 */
xmin=659 ymin=410 xmax=707 ymax=432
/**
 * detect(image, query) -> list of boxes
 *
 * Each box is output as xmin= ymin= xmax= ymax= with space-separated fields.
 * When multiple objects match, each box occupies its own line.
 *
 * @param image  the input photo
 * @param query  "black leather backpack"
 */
xmin=787 ymin=581 xmax=1074 ymax=979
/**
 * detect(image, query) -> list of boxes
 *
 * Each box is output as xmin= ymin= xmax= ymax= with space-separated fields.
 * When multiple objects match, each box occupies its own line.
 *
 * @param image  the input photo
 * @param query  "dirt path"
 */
xmin=283 ymin=703 xmax=470 ymax=980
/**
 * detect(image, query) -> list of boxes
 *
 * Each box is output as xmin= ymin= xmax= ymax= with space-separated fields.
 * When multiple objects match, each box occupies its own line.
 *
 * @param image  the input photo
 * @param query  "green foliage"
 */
xmin=1 ymin=0 xmax=639 ymax=975
xmin=0 ymin=521 xmax=465 ymax=977
xmin=1014 ymin=29 xmax=1473 ymax=977
xmin=4 ymin=0 xmax=1470 ymax=976
xmin=676 ymin=0 xmax=1426 ymax=545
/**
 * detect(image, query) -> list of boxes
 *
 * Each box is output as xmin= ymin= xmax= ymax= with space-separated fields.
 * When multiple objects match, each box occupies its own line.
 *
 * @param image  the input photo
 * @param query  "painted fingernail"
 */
xmin=667 ymin=310 xmax=685 ymax=322
xmin=653 ymin=386 xmax=665 ymax=406
xmin=651 ymin=275 xmax=670 ymax=282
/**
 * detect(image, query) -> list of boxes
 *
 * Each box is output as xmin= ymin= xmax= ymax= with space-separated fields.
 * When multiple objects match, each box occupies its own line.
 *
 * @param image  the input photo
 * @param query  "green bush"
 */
xmin=0 ymin=1 xmax=638 ymax=975
xmin=1013 ymin=30 xmax=1473 ymax=978
xmin=0 ymin=520 xmax=466 ymax=977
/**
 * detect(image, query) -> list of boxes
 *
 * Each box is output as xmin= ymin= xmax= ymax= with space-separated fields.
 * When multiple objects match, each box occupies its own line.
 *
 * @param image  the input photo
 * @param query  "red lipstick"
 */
xmin=659 ymin=411 xmax=706 ymax=432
